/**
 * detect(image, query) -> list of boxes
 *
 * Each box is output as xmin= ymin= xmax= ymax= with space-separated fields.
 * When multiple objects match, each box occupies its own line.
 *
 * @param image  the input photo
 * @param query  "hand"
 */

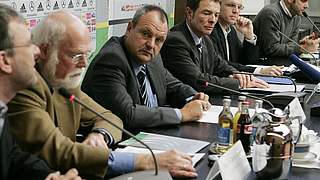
xmin=134 ymin=150 xmax=197 ymax=178
xmin=45 ymin=168 xmax=81 ymax=180
xmin=235 ymin=16 xmax=254 ymax=40
xmin=246 ymin=76 xmax=270 ymax=88
xmin=300 ymin=32 xmax=320 ymax=53
xmin=192 ymin=92 xmax=211 ymax=111
xmin=231 ymin=73 xmax=252 ymax=88
xmin=180 ymin=100 xmax=204 ymax=122
xmin=82 ymin=132 xmax=108 ymax=149
xmin=260 ymin=66 xmax=284 ymax=76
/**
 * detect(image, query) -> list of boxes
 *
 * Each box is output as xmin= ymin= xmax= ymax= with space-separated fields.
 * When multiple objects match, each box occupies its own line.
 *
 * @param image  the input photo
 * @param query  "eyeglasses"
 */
xmin=69 ymin=52 xmax=91 ymax=64
xmin=224 ymin=3 xmax=244 ymax=10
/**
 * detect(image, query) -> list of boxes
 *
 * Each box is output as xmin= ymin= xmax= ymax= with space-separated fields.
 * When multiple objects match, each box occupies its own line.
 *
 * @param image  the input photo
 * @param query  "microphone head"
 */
xmin=58 ymin=88 xmax=72 ymax=99
xmin=302 ymin=11 xmax=308 ymax=17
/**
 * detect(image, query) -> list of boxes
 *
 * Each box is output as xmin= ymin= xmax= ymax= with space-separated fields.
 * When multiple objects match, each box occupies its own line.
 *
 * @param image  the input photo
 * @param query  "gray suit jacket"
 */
xmin=82 ymin=36 xmax=196 ymax=130
xmin=161 ymin=22 xmax=239 ymax=94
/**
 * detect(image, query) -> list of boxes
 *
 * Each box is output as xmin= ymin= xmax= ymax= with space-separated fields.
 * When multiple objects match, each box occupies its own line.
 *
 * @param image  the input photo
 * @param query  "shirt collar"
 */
xmin=186 ymin=22 xmax=202 ymax=46
xmin=280 ymin=0 xmax=293 ymax=17
xmin=219 ymin=23 xmax=231 ymax=38
xmin=0 ymin=101 xmax=8 ymax=115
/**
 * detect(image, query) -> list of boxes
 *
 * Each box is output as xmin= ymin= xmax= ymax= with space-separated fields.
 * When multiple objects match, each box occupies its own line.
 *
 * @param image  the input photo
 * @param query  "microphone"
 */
xmin=196 ymin=79 xmax=274 ymax=108
xmin=58 ymin=88 xmax=172 ymax=180
xmin=302 ymin=12 xmax=320 ymax=33
xmin=232 ymin=72 xmax=297 ymax=93
xmin=276 ymin=29 xmax=317 ymax=60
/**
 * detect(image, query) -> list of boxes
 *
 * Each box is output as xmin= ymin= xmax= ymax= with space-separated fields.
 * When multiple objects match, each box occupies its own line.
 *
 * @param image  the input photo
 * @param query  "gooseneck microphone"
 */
xmin=232 ymin=72 xmax=297 ymax=93
xmin=197 ymin=79 xmax=274 ymax=108
xmin=302 ymin=12 xmax=320 ymax=33
xmin=58 ymin=88 xmax=172 ymax=180
xmin=276 ymin=29 xmax=317 ymax=60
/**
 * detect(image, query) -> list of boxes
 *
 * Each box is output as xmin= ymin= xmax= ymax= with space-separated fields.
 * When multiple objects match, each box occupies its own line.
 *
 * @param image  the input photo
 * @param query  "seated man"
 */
xmin=161 ymin=0 xmax=269 ymax=95
xmin=82 ymin=5 xmax=210 ymax=130
xmin=8 ymin=10 xmax=197 ymax=178
xmin=0 ymin=4 xmax=80 ymax=180
xmin=253 ymin=0 xmax=319 ymax=66
xmin=210 ymin=0 xmax=283 ymax=76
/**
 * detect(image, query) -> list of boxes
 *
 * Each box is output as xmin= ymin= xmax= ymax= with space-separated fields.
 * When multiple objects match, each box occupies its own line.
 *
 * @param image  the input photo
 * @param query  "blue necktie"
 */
xmin=137 ymin=66 xmax=151 ymax=107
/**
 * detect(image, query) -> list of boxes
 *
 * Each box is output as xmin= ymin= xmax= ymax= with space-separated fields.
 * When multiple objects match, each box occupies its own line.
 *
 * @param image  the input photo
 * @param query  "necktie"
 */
xmin=196 ymin=43 xmax=202 ymax=60
xmin=137 ymin=66 xmax=151 ymax=107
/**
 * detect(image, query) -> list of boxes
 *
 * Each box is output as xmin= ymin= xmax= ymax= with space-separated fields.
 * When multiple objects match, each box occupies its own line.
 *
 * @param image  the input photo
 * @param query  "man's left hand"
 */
xmin=82 ymin=132 xmax=108 ymax=149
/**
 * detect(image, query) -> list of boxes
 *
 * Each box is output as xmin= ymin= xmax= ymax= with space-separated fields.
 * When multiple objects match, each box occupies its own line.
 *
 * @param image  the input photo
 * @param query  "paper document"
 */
xmin=199 ymin=105 xmax=255 ymax=124
xmin=119 ymin=132 xmax=210 ymax=154
xmin=116 ymin=146 xmax=205 ymax=167
xmin=241 ymin=84 xmax=305 ymax=93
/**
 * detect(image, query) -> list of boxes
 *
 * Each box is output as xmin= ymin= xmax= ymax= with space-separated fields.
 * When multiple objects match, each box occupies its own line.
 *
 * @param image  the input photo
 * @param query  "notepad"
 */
xmin=256 ymin=76 xmax=293 ymax=85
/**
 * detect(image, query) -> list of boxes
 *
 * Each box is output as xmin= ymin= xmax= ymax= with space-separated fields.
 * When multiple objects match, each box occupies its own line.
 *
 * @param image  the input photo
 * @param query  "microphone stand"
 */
xmin=197 ymin=80 xmax=274 ymax=108
xmin=302 ymin=12 xmax=320 ymax=33
xmin=58 ymin=88 xmax=172 ymax=180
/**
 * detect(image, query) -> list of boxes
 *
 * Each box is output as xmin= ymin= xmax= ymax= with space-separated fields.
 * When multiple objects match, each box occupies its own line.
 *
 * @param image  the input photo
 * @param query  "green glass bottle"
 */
xmin=217 ymin=98 xmax=233 ymax=153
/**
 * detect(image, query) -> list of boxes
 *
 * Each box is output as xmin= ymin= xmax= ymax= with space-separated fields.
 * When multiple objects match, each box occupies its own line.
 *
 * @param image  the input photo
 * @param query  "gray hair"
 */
xmin=132 ymin=4 xmax=168 ymax=27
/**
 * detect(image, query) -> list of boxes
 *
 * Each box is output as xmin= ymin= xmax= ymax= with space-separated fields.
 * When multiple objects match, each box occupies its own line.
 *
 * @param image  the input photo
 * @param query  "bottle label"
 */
xmin=237 ymin=124 xmax=252 ymax=134
xmin=218 ymin=127 xmax=230 ymax=145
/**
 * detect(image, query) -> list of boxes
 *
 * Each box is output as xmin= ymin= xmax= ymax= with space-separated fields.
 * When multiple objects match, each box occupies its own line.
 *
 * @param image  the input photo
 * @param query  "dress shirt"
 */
xmin=219 ymin=23 xmax=231 ymax=61
xmin=280 ymin=0 xmax=292 ymax=17
xmin=0 ymin=101 xmax=7 ymax=138
xmin=107 ymin=151 xmax=135 ymax=177
xmin=186 ymin=23 xmax=202 ymax=46
xmin=133 ymin=63 xmax=183 ymax=120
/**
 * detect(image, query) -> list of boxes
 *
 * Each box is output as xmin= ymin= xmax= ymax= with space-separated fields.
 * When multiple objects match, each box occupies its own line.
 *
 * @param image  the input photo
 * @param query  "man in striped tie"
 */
xmin=82 ymin=5 xmax=211 ymax=130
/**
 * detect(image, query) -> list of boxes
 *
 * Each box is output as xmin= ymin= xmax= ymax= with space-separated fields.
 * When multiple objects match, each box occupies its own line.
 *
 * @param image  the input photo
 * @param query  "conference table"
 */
xmin=136 ymin=94 xmax=320 ymax=180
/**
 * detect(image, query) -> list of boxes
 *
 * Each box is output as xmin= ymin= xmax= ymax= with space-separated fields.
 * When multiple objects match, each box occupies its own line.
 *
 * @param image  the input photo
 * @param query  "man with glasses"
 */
xmin=8 ymin=10 xmax=198 ymax=179
xmin=210 ymin=0 xmax=283 ymax=76
xmin=161 ymin=0 xmax=269 ymax=95
xmin=0 ymin=4 xmax=81 ymax=180
xmin=254 ymin=0 xmax=319 ymax=65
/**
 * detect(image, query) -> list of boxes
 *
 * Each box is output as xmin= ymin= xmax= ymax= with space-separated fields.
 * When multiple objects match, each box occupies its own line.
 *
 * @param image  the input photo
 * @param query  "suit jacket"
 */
xmin=160 ymin=21 xmax=239 ymax=94
xmin=82 ymin=36 xmax=196 ymax=130
xmin=0 ymin=115 xmax=52 ymax=180
xmin=210 ymin=24 xmax=259 ymax=68
xmin=7 ymin=72 xmax=123 ymax=177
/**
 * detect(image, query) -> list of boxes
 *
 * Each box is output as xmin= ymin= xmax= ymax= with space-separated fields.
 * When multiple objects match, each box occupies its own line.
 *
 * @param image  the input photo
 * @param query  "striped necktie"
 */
xmin=137 ymin=66 xmax=151 ymax=107
xmin=196 ymin=43 xmax=202 ymax=60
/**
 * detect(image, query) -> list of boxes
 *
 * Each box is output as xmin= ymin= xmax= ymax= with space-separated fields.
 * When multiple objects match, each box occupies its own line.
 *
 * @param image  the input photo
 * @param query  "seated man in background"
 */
xmin=210 ymin=0 xmax=283 ymax=76
xmin=8 ymin=10 xmax=197 ymax=178
xmin=161 ymin=0 xmax=269 ymax=95
xmin=0 ymin=4 xmax=80 ymax=180
xmin=253 ymin=0 xmax=319 ymax=66
xmin=82 ymin=5 xmax=210 ymax=130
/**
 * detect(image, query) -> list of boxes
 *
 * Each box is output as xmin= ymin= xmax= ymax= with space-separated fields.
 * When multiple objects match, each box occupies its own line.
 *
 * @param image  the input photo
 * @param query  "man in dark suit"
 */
xmin=0 ymin=4 xmax=80 ymax=180
xmin=210 ymin=0 xmax=283 ymax=76
xmin=160 ymin=0 xmax=269 ymax=95
xmin=82 ymin=5 xmax=210 ymax=131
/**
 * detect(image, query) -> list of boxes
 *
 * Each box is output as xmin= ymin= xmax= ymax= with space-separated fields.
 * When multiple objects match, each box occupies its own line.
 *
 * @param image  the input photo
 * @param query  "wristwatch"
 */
xmin=92 ymin=128 xmax=113 ymax=146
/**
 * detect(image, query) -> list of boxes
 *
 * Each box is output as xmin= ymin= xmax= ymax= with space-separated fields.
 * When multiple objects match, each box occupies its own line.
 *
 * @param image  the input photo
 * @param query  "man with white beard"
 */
xmin=7 ymin=10 xmax=197 ymax=179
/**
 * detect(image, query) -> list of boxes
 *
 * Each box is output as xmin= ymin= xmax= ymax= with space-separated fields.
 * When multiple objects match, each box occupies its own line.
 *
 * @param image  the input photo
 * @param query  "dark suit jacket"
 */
xmin=160 ymin=22 xmax=239 ymax=94
xmin=0 ymin=115 xmax=52 ymax=180
xmin=82 ymin=36 xmax=196 ymax=130
xmin=210 ymin=24 xmax=259 ymax=68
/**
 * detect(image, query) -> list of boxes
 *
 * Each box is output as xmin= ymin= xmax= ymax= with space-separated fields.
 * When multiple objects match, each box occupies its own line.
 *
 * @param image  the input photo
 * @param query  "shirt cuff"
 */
xmin=253 ymin=67 xmax=263 ymax=74
xmin=245 ymin=34 xmax=257 ymax=45
xmin=107 ymin=151 xmax=135 ymax=177
xmin=174 ymin=108 xmax=182 ymax=121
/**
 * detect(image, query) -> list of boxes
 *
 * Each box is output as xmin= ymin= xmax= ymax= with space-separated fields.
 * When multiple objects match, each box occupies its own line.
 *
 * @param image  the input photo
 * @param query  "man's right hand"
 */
xmin=180 ymin=100 xmax=205 ymax=122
